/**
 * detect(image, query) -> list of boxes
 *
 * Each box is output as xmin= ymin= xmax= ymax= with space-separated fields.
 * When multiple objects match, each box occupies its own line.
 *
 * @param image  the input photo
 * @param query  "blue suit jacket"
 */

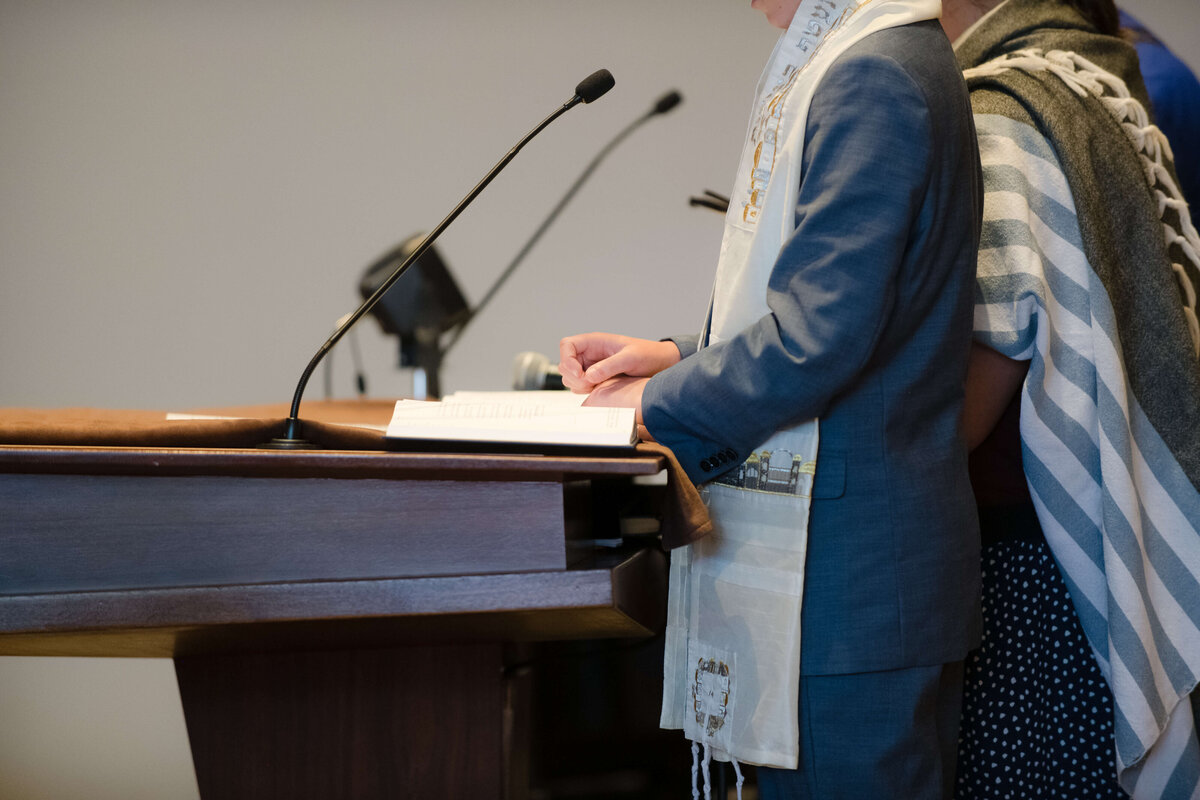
xmin=643 ymin=20 xmax=983 ymax=676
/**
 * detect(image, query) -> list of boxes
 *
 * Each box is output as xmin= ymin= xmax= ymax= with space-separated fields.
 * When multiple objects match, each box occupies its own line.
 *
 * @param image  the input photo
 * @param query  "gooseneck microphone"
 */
xmin=263 ymin=69 xmax=615 ymax=449
xmin=440 ymin=88 xmax=684 ymax=357
xmin=575 ymin=69 xmax=616 ymax=104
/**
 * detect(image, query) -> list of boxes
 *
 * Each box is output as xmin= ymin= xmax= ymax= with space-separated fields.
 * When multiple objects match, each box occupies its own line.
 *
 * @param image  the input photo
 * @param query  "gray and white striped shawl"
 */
xmin=957 ymin=0 xmax=1200 ymax=796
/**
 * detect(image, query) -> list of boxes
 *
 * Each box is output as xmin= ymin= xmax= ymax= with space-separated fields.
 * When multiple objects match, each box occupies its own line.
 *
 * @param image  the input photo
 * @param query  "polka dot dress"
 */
xmin=955 ymin=538 xmax=1126 ymax=799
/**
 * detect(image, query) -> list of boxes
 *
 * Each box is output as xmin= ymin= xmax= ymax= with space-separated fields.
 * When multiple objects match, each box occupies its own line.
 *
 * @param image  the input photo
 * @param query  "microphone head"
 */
xmin=512 ymin=351 xmax=562 ymax=390
xmin=575 ymin=69 xmax=615 ymax=104
xmin=653 ymin=90 xmax=683 ymax=115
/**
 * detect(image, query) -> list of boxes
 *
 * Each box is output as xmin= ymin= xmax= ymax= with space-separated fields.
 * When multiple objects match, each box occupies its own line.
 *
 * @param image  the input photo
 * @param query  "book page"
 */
xmin=386 ymin=398 xmax=634 ymax=447
xmin=441 ymin=390 xmax=586 ymax=406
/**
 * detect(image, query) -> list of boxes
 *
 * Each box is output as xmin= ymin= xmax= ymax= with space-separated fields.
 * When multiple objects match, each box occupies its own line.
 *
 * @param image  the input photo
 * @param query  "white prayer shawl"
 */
xmin=659 ymin=0 xmax=941 ymax=791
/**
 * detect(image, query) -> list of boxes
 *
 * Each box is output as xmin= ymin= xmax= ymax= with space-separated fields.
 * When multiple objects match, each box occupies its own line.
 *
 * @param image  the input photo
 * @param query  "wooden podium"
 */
xmin=0 ymin=405 xmax=689 ymax=799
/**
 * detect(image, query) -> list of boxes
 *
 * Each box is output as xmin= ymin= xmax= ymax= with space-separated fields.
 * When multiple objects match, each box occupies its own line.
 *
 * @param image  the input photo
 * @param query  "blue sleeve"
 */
xmin=667 ymin=334 xmax=700 ymax=359
xmin=642 ymin=50 xmax=935 ymax=483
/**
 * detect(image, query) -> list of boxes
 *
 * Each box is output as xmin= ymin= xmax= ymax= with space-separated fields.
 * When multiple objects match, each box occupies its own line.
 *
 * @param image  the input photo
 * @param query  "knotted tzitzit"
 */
xmin=966 ymin=47 xmax=1200 ymax=357
xmin=689 ymin=740 xmax=746 ymax=800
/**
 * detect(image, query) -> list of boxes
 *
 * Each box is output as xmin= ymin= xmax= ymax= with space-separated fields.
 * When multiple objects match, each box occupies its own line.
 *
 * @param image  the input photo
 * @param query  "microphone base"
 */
xmin=258 ymin=437 xmax=319 ymax=450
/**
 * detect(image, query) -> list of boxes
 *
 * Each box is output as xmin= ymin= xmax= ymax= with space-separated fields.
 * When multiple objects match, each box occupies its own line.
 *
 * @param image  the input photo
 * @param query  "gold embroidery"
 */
xmin=692 ymin=657 xmax=731 ymax=735
xmin=741 ymin=0 xmax=865 ymax=225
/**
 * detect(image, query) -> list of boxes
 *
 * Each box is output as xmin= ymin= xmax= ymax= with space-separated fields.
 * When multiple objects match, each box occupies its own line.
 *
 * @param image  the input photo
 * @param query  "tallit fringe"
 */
xmin=687 ymin=743 xmax=745 ymax=800
xmin=965 ymin=48 xmax=1200 ymax=357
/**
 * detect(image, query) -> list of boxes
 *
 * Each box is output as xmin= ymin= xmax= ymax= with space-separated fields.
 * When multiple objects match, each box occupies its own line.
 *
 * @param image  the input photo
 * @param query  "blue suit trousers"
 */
xmin=756 ymin=662 xmax=964 ymax=800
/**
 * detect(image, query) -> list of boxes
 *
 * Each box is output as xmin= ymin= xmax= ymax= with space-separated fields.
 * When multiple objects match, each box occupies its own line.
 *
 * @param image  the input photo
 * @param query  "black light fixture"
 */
xmin=358 ymin=233 xmax=470 ymax=400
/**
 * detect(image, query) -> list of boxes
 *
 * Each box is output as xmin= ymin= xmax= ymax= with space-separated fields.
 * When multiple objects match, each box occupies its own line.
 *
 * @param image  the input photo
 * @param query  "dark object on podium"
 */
xmin=0 ymin=402 xmax=678 ymax=799
xmin=359 ymin=233 xmax=470 ymax=399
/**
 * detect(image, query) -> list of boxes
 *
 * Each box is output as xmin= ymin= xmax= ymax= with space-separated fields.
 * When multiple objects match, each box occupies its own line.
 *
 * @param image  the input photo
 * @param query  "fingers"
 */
xmin=584 ymin=339 xmax=680 ymax=383
xmin=558 ymin=338 xmax=587 ymax=392
xmin=559 ymin=332 xmax=623 ymax=393
xmin=582 ymin=353 xmax=623 ymax=385
xmin=559 ymin=333 xmax=675 ymax=393
xmin=564 ymin=348 xmax=627 ymax=392
xmin=562 ymin=373 xmax=593 ymax=393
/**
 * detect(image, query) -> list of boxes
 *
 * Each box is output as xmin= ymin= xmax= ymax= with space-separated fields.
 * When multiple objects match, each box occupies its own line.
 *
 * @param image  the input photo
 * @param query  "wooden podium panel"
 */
xmin=0 ymin=445 xmax=662 ymax=593
xmin=175 ymin=643 xmax=515 ymax=799
xmin=0 ymin=441 xmax=673 ymax=799
xmin=0 ymin=545 xmax=666 ymax=658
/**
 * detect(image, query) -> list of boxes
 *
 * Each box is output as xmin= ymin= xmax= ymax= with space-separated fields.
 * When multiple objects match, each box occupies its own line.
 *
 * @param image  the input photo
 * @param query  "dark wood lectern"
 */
xmin=0 ymin=407 xmax=687 ymax=799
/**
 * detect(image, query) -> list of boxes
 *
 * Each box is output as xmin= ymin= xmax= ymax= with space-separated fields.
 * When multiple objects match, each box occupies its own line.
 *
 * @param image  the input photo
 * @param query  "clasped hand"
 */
xmin=557 ymin=333 xmax=680 ymax=440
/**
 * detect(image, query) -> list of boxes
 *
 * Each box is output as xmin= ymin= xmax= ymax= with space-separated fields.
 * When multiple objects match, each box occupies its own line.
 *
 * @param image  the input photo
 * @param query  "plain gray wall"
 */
xmin=1 ymin=0 xmax=1195 ymax=797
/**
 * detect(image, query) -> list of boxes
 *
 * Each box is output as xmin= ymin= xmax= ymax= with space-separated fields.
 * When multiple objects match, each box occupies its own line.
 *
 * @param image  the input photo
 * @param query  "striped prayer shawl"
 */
xmin=958 ymin=1 xmax=1200 ymax=797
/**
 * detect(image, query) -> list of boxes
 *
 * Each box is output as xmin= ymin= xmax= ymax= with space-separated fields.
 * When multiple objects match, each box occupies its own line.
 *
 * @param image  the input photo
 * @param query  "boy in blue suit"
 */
xmin=560 ymin=0 xmax=982 ymax=796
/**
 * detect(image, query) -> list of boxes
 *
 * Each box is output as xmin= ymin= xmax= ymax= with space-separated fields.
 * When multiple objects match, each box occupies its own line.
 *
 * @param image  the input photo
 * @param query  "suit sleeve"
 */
xmin=666 ymin=334 xmax=700 ymax=359
xmin=642 ymin=50 xmax=935 ymax=484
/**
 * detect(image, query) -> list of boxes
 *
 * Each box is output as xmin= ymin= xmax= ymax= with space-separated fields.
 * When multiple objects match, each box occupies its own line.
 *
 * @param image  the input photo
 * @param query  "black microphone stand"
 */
xmin=440 ymin=90 xmax=683 ymax=359
xmin=263 ymin=70 xmax=615 ymax=449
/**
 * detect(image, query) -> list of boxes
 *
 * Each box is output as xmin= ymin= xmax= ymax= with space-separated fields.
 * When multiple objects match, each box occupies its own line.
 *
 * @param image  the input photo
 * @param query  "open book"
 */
xmin=384 ymin=391 xmax=637 ymax=448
